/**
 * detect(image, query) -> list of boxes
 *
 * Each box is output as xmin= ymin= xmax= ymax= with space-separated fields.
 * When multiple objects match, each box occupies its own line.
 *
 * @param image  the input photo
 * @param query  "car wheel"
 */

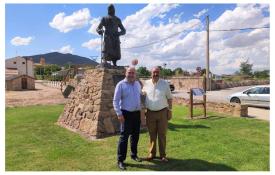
xmin=230 ymin=97 xmax=241 ymax=103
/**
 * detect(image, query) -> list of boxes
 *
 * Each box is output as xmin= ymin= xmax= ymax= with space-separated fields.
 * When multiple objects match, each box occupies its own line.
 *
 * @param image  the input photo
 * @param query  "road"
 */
xmin=172 ymin=85 xmax=270 ymax=121
xmin=173 ymin=85 xmax=255 ymax=103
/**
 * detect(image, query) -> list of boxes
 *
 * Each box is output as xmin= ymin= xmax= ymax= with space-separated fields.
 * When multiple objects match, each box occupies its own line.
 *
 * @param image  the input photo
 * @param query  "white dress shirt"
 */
xmin=143 ymin=79 xmax=172 ymax=111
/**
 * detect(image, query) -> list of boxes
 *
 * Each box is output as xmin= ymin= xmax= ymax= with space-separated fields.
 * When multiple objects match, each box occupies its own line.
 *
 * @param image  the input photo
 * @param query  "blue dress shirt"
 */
xmin=113 ymin=78 xmax=141 ymax=116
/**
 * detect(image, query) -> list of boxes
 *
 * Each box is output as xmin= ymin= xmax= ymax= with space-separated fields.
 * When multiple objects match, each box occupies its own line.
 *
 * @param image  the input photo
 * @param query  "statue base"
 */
xmin=57 ymin=68 xmax=126 ymax=139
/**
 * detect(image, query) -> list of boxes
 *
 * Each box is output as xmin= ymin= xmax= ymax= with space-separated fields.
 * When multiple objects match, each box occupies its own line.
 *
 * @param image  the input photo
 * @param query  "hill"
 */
xmin=22 ymin=52 xmax=99 ymax=66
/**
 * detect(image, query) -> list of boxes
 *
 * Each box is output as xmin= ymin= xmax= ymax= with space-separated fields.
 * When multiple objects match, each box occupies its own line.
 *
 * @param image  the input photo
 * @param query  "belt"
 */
xmin=147 ymin=107 xmax=167 ymax=112
xmin=121 ymin=109 xmax=140 ymax=113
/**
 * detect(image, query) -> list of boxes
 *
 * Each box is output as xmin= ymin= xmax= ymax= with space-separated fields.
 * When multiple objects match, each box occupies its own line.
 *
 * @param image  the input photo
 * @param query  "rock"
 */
xmin=57 ymin=67 xmax=125 ymax=139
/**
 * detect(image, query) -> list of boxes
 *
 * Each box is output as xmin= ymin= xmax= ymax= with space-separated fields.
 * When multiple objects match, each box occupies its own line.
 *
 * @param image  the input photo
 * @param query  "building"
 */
xmin=6 ymin=75 xmax=35 ymax=90
xmin=5 ymin=56 xmax=35 ymax=90
xmin=5 ymin=56 xmax=34 ymax=77
xmin=33 ymin=57 xmax=46 ymax=67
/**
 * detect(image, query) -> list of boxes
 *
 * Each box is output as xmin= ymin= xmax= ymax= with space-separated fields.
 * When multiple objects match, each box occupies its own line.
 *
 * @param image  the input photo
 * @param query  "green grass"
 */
xmin=6 ymin=105 xmax=269 ymax=171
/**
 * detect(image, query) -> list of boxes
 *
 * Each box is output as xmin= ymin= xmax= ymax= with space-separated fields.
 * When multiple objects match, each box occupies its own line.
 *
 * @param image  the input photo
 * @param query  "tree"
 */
xmin=240 ymin=59 xmax=253 ymax=76
xmin=160 ymin=68 xmax=174 ymax=77
xmin=136 ymin=66 xmax=150 ymax=77
xmin=34 ymin=64 xmax=61 ymax=77
xmin=34 ymin=65 xmax=44 ymax=75
xmin=182 ymin=70 xmax=190 ymax=76
xmin=234 ymin=71 xmax=240 ymax=75
xmin=254 ymin=70 xmax=269 ymax=79
xmin=64 ymin=62 xmax=72 ymax=69
xmin=173 ymin=67 xmax=183 ymax=76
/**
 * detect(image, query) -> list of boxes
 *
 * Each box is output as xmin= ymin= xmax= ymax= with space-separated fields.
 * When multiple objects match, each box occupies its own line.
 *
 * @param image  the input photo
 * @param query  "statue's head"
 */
xmin=108 ymin=4 xmax=115 ymax=16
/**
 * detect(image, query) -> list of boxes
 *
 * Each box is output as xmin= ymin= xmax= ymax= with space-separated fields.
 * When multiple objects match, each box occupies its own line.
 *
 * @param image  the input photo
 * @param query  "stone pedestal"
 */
xmin=57 ymin=68 xmax=125 ymax=139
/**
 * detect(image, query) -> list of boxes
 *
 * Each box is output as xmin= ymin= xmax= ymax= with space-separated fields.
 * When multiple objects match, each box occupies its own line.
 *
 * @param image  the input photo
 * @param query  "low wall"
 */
xmin=214 ymin=79 xmax=269 ymax=89
xmin=173 ymin=97 xmax=248 ymax=118
xmin=168 ymin=76 xmax=269 ymax=91
xmin=169 ymin=77 xmax=204 ymax=91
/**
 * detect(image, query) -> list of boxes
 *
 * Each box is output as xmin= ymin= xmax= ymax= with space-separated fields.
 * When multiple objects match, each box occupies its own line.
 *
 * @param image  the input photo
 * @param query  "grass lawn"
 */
xmin=6 ymin=104 xmax=269 ymax=171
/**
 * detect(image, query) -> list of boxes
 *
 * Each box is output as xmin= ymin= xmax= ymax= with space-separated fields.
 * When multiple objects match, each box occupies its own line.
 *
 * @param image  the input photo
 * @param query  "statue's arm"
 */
xmin=118 ymin=19 xmax=126 ymax=36
xmin=96 ymin=18 xmax=104 ymax=35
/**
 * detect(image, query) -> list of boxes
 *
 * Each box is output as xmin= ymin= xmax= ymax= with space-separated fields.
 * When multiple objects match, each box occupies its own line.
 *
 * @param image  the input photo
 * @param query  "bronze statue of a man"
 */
xmin=96 ymin=4 xmax=126 ymax=66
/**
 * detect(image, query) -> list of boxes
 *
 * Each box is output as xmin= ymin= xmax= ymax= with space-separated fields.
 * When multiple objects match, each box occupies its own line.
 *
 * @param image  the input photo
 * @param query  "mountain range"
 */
xmin=22 ymin=52 xmax=99 ymax=66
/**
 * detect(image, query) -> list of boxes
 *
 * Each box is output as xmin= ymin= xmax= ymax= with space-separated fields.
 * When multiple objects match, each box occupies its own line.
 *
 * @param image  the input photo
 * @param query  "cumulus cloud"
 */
xmin=49 ymin=8 xmax=91 ymax=33
xmin=193 ymin=8 xmax=208 ymax=18
xmin=82 ymin=4 xmax=269 ymax=74
xmin=119 ymin=4 xmax=204 ymax=70
xmin=81 ymin=38 xmax=101 ymax=51
xmin=10 ymin=36 xmax=33 ymax=46
xmin=168 ymin=12 xmax=184 ymax=23
xmin=88 ymin=17 xmax=101 ymax=35
xmin=58 ymin=45 xmax=74 ymax=54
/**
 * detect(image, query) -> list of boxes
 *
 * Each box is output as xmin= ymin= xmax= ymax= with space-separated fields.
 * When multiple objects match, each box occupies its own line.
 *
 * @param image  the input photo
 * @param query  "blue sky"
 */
xmin=5 ymin=3 xmax=269 ymax=74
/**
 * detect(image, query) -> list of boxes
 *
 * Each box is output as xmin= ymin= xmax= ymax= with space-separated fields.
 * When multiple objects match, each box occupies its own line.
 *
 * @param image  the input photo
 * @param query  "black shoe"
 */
xmin=118 ymin=161 xmax=126 ymax=170
xmin=131 ymin=156 xmax=142 ymax=162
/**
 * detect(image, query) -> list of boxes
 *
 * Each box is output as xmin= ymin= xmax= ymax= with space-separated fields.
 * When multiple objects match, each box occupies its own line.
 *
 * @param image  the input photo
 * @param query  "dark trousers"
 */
xmin=117 ymin=110 xmax=141 ymax=162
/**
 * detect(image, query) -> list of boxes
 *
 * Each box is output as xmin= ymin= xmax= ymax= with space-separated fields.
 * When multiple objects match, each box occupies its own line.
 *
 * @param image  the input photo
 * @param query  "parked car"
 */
xmin=228 ymin=85 xmax=270 ymax=108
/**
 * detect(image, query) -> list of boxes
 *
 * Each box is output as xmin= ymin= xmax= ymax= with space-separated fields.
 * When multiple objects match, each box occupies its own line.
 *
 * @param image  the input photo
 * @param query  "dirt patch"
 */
xmin=5 ymin=81 xmax=69 ymax=107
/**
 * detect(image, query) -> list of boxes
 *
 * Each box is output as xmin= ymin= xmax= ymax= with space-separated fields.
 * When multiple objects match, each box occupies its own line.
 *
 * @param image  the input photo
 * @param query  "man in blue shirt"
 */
xmin=113 ymin=67 xmax=142 ymax=170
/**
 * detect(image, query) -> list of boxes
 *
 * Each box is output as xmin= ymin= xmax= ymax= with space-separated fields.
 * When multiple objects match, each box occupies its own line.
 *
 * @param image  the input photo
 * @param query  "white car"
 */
xmin=228 ymin=85 xmax=270 ymax=108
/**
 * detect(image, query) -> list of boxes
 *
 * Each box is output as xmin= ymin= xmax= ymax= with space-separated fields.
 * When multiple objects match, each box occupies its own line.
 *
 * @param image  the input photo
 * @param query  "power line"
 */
xmin=210 ymin=26 xmax=270 ymax=32
xmin=122 ymin=17 xmax=206 ymax=50
xmin=121 ymin=16 xmax=269 ymax=50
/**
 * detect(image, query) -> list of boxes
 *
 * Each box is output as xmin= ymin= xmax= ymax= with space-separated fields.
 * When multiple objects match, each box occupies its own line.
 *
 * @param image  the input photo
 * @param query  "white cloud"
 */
xmin=88 ymin=17 xmax=101 ymax=35
xmin=224 ymin=29 xmax=269 ymax=48
xmin=193 ymin=8 xmax=208 ymax=18
xmin=168 ymin=12 xmax=184 ymax=23
xmin=49 ymin=8 xmax=91 ymax=33
xmin=119 ymin=4 xmax=204 ymax=69
xmin=210 ymin=4 xmax=269 ymax=30
xmin=81 ymin=38 xmax=101 ymax=51
xmin=58 ymin=45 xmax=74 ymax=54
xmin=10 ymin=36 xmax=33 ymax=46
xmin=82 ymin=4 xmax=269 ymax=74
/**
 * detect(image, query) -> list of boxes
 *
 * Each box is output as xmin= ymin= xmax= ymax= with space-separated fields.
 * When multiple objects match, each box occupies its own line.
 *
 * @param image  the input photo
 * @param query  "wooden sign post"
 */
xmin=189 ymin=76 xmax=207 ymax=119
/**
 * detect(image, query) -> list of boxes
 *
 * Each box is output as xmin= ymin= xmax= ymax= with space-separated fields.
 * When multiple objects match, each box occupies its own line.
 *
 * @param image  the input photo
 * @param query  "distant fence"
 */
xmin=36 ymin=80 xmax=62 ymax=89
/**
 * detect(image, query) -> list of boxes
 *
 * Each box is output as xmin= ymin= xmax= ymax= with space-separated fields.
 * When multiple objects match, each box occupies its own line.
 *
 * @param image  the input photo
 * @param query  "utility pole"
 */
xmin=206 ymin=15 xmax=210 ymax=91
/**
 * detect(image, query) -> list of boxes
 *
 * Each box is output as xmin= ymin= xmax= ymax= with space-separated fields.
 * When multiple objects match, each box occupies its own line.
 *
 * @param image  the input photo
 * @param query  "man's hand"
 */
xmin=118 ymin=115 xmax=125 ymax=123
xmin=167 ymin=109 xmax=172 ymax=120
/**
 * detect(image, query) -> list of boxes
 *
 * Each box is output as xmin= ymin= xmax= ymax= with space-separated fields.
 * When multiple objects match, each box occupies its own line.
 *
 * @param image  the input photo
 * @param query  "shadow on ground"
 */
xmin=168 ymin=123 xmax=210 ymax=131
xmin=126 ymin=158 xmax=237 ymax=171
xmin=206 ymin=115 xmax=226 ymax=120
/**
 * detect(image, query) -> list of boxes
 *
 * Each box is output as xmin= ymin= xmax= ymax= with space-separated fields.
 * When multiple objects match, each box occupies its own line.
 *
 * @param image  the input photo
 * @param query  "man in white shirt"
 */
xmin=143 ymin=67 xmax=173 ymax=162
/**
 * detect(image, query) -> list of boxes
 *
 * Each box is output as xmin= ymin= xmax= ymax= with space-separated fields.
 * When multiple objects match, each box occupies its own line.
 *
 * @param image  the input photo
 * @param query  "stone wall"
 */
xmin=57 ymin=68 xmax=125 ymax=139
xmin=173 ymin=97 xmax=248 ymax=117
xmin=214 ymin=79 xmax=269 ymax=89
xmin=168 ymin=76 xmax=269 ymax=91
xmin=169 ymin=77 xmax=209 ymax=91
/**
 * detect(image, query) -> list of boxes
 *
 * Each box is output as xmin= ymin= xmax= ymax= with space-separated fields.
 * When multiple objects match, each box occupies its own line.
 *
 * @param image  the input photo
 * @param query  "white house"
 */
xmin=5 ymin=56 xmax=34 ymax=77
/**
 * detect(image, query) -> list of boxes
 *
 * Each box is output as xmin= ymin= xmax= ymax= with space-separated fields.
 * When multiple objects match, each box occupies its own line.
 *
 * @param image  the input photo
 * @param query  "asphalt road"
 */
xmin=172 ymin=85 xmax=270 ymax=121
xmin=173 ymin=85 xmax=255 ymax=103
